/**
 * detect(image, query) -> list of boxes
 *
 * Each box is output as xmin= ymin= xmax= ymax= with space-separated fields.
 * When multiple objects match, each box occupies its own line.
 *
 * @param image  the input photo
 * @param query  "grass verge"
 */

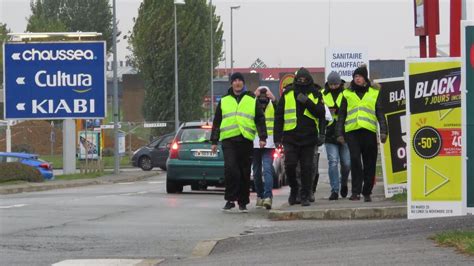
xmin=0 ymin=180 xmax=29 ymax=186
xmin=41 ymin=156 xmax=131 ymax=169
xmin=391 ymin=192 xmax=407 ymax=202
xmin=55 ymin=171 xmax=109 ymax=181
xmin=430 ymin=230 xmax=474 ymax=256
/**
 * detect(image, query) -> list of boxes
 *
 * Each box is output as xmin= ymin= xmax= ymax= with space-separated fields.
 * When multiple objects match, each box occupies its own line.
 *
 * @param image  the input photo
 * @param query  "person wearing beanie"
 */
xmin=274 ymin=67 xmax=326 ymax=207
xmin=211 ymin=72 xmax=267 ymax=212
xmin=335 ymin=65 xmax=388 ymax=202
xmin=322 ymin=71 xmax=351 ymax=201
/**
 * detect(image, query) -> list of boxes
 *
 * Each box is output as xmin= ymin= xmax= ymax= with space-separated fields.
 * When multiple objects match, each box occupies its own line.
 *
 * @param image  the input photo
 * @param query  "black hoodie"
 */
xmin=210 ymin=88 xmax=267 ymax=145
xmin=274 ymin=69 xmax=326 ymax=146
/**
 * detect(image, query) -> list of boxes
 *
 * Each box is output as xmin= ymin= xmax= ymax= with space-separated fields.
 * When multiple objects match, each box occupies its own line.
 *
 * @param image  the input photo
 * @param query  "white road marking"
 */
xmin=0 ymin=204 xmax=28 ymax=209
xmin=136 ymin=191 xmax=148 ymax=194
xmin=117 ymin=182 xmax=135 ymax=185
xmin=52 ymin=259 xmax=164 ymax=266
xmin=148 ymin=181 xmax=165 ymax=184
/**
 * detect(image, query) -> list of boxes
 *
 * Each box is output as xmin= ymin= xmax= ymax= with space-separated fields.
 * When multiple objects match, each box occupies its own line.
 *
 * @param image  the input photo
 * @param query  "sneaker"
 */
xmin=256 ymin=197 xmax=264 ymax=208
xmin=222 ymin=201 xmax=235 ymax=211
xmin=238 ymin=205 xmax=248 ymax=213
xmin=340 ymin=185 xmax=348 ymax=198
xmin=263 ymin=198 xmax=272 ymax=210
xmin=309 ymin=192 xmax=315 ymax=203
xmin=301 ymin=198 xmax=311 ymax=207
xmin=364 ymin=195 xmax=372 ymax=202
xmin=349 ymin=194 xmax=360 ymax=201
xmin=329 ymin=192 xmax=339 ymax=201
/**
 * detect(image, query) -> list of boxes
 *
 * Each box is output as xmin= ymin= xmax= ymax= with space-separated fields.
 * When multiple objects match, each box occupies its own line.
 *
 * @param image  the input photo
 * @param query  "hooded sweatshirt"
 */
xmin=274 ymin=68 xmax=326 ymax=146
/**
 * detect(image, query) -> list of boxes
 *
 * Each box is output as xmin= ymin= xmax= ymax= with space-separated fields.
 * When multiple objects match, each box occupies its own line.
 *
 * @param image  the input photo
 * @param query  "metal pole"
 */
xmin=174 ymin=3 xmax=180 ymax=132
xmin=223 ymin=39 xmax=227 ymax=77
xmin=461 ymin=0 xmax=467 ymax=20
xmin=210 ymin=0 xmax=214 ymax=118
xmin=230 ymin=7 xmax=233 ymax=74
xmin=112 ymin=0 xmax=120 ymax=174
xmin=6 ymin=122 xmax=11 ymax=152
xmin=328 ymin=0 xmax=331 ymax=45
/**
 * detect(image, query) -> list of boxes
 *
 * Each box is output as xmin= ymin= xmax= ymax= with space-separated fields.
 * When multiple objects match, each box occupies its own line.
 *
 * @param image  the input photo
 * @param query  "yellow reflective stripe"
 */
xmin=345 ymin=118 xmax=357 ymax=126
xmin=241 ymin=125 xmax=256 ymax=135
xmin=220 ymin=124 xmax=239 ymax=132
xmin=359 ymin=107 xmax=376 ymax=116
xmin=358 ymin=116 xmax=377 ymax=126
xmin=347 ymin=108 xmax=358 ymax=116
xmin=236 ymin=112 xmax=254 ymax=120
xmin=222 ymin=112 xmax=236 ymax=119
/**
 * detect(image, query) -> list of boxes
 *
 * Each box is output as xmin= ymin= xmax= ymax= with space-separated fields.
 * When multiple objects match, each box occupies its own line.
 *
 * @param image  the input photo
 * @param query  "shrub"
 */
xmin=0 ymin=162 xmax=44 ymax=183
xmin=12 ymin=144 xmax=35 ymax=153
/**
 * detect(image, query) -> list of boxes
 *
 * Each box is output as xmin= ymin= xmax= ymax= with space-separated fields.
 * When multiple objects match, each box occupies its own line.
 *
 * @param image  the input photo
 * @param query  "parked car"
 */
xmin=0 ymin=152 xmax=54 ymax=180
xmin=131 ymin=133 xmax=175 ymax=171
xmin=166 ymin=122 xmax=224 ymax=193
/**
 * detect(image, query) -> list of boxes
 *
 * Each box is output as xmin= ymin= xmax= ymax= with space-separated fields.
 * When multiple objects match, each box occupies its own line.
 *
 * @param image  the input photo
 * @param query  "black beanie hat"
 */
xmin=352 ymin=64 xmax=369 ymax=82
xmin=230 ymin=72 xmax=245 ymax=84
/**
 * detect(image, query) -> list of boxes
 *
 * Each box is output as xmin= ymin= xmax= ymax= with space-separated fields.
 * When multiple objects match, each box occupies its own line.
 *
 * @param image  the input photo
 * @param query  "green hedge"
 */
xmin=0 ymin=162 xmax=44 ymax=183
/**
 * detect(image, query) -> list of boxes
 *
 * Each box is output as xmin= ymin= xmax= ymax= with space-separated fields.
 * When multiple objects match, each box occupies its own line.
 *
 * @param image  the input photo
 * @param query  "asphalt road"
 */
xmin=1 ymin=170 xmax=473 ymax=266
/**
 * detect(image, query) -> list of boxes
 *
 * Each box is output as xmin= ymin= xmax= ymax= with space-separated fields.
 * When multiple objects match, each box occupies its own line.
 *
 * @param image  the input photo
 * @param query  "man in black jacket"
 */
xmin=211 ymin=72 xmax=267 ymax=212
xmin=335 ymin=65 xmax=388 ymax=202
xmin=274 ymin=68 xmax=326 ymax=206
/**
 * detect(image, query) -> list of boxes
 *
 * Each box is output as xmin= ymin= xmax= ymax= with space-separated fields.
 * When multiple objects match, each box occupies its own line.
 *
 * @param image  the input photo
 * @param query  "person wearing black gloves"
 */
xmin=211 ymin=72 xmax=267 ymax=212
xmin=274 ymin=67 xmax=326 ymax=207
xmin=335 ymin=65 xmax=388 ymax=202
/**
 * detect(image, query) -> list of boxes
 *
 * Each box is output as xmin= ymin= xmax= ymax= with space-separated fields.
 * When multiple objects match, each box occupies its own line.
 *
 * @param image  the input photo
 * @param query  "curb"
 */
xmin=268 ymin=206 xmax=407 ymax=220
xmin=0 ymin=172 xmax=158 ymax=195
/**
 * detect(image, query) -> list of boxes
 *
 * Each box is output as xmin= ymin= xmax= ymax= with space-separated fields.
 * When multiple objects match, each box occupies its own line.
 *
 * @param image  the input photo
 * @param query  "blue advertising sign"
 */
xmin=3 ymin=41 xmax=106 ymax=119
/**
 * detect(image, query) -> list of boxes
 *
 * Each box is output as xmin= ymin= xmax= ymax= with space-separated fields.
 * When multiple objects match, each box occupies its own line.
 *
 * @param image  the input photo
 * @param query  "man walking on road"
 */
xmin=211 ymin=73 xmax=267 ymax=212
xmin=322 ymin=71 xmax=351 ymax=200
xmin=253 ymin=86 xmax=277 ymax=210
xmin=336 ymin=65 xmax=388 ymax=202
xmin=274 ymin=67 xmax=326 ymax=207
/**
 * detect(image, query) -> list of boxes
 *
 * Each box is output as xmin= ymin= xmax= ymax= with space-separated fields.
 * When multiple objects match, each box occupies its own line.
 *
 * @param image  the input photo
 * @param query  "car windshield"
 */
xmin=178 ymin=127 xmax=211 ymax=144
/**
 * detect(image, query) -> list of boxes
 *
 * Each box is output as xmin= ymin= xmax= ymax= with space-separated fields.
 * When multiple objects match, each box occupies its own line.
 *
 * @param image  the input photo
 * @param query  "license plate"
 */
xmin=193 ymin=150 xmax=217 ymax=158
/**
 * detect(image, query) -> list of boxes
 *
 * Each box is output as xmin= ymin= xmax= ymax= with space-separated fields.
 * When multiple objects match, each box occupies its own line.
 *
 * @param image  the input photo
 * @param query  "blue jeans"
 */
xmin=325 ymin=143 xmax=351 ymax=193
xmin=252 ymin=148 xmax=274 ymax=199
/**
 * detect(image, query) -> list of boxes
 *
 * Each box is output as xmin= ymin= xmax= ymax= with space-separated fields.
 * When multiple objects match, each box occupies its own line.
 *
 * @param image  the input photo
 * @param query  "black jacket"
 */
xmin=322 ymin=81 xmax=346 ymax=144
xmin=210 ymin=88 xmax=267 ymax=145
xmin=274 ymin=84 xmax=326 ymax=146
xmin=335 ymin=81 xmax=388 ymax=138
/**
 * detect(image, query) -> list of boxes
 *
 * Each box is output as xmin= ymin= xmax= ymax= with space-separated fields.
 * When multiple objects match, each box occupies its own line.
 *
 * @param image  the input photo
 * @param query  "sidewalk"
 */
xmin=268 ymin=151 xmax=406 ymax=220
xmin=268 ymin=182 xmax=406 ymax=220
xmin=0 ymin=169 xmax=161 ymax=195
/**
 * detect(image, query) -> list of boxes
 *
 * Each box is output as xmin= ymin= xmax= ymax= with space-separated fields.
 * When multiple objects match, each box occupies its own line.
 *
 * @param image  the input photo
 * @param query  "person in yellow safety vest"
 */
xmin=252 ymin=86 xmax=277 ymax=210
xmin=335 ymin=65 xmax=388 ymax=202
xmin=274 ymin=67 xmax=327 ymax=207
xmin=210 ymin=72 xmax=267 ymax=213
xmin=322 ymin=71 xmax=351 ymax=201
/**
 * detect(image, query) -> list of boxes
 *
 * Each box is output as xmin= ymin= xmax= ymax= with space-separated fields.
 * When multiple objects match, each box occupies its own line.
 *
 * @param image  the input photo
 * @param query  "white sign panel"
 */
xmin=144 ymin=122 xmax=167 ymax=128
xmin=325 ymin=47 xmax=369 ymax=81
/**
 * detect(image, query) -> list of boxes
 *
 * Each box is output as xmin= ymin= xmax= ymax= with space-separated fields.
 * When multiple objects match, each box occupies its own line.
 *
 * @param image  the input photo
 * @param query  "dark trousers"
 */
xmin=346 ymin=129 xmax=378 ymax=196
xmin=222 ymin=139 xmax=253 ymax=205
xmin=284 ymin=143 xmax=315 ymax=200
xmin=312 ymin=152 xmax=320 ymax=193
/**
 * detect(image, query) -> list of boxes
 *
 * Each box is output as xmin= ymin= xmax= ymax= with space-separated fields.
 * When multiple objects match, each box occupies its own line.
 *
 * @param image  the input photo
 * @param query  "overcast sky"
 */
xmin=1 ymin=0 xmax=473 ymax=68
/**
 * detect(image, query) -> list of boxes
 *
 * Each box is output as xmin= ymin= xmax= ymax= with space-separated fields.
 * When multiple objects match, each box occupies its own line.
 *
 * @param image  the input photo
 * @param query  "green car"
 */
xmin=166 ymin=122 xmax=224 ymax=193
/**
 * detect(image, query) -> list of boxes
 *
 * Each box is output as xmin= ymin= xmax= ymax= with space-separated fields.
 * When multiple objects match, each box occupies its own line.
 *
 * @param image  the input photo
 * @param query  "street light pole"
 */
xmin=112 ymin=0 xmax=120 ymax=174
xmin=174 ymin=0 xmax=185 ymax=132
xmin=230 ymin=5 xmax=240 ymax=74
xmin=210 ymin=0 xmax=214 ymax=118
